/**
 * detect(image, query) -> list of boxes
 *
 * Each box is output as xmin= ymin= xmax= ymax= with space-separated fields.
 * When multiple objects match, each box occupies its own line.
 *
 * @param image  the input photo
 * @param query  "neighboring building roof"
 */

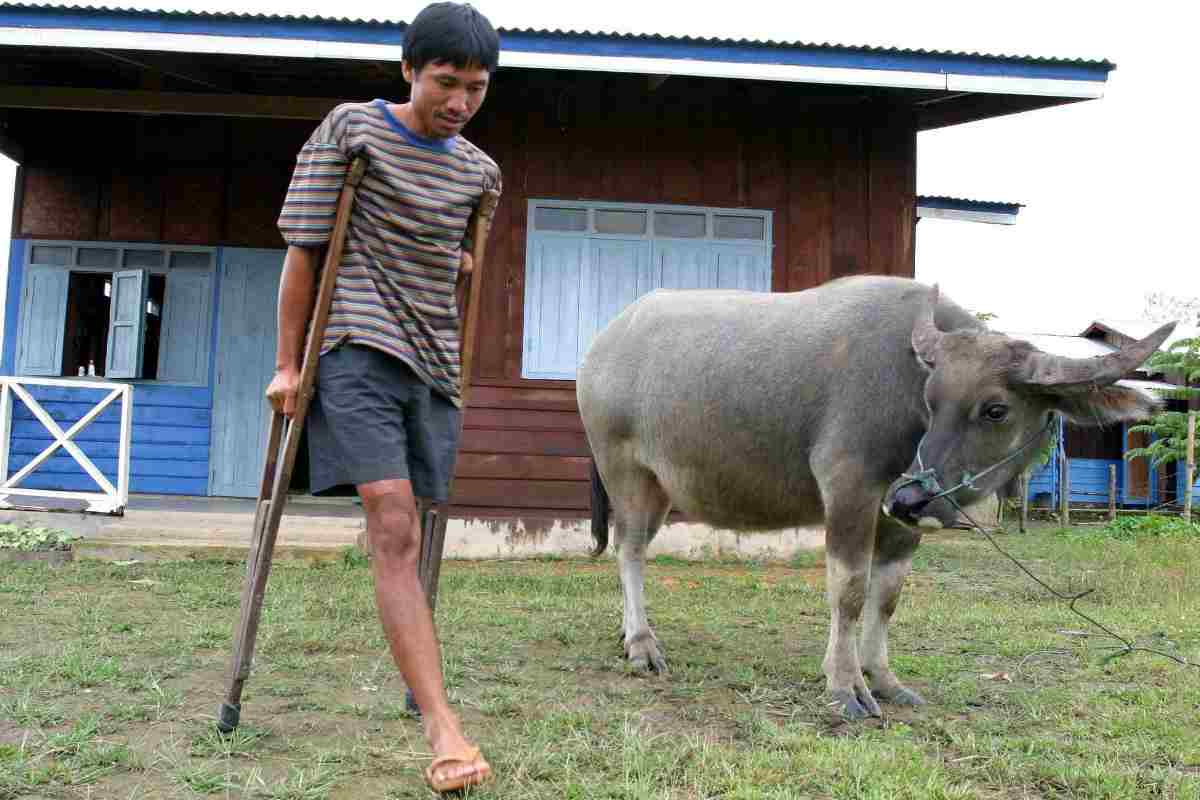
xmin=1003 ymin=332 xmax=1117 ymax=360
xmin=916 ymin=196 xmax=1023 ymax=225
xmin=1081 ymin=319 xmax=1200 ymax=351
xmin=999 ymin=321 xmax=1197 ymax=383
xmin=0 ymin=3 xmax=1114 ymax=104
xmin=1117 ymin=378 xmax=1184 ymax=396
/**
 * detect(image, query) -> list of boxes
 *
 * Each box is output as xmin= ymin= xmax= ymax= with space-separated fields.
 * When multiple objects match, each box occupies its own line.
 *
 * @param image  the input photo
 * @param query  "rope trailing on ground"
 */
xmin=945 ymin=495 xmax=1200 ymax=670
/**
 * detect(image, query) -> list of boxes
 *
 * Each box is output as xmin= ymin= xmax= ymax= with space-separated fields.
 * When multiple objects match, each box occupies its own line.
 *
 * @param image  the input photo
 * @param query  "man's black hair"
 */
xmin=403 ymin=2 xmax=500 ymax=74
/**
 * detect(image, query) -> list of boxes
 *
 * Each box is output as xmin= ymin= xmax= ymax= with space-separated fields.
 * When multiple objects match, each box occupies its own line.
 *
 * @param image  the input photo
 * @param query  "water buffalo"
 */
xmin=577 ymin=275 xmax=1173 ymax=719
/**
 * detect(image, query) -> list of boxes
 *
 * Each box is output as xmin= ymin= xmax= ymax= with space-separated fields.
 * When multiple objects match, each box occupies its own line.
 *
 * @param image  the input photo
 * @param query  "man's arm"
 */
xmin=266 ymin=245 xmax=321 ymax=417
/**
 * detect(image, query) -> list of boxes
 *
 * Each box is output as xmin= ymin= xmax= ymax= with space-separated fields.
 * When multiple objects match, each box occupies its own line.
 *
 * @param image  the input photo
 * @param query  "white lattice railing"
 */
xmin=0 ymin=376 xmax=132 ymax=515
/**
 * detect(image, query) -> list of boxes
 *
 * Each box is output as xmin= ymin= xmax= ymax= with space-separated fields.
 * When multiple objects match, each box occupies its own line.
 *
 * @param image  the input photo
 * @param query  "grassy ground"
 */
xmin=1 ymin=523 xmax=1198 ymax=799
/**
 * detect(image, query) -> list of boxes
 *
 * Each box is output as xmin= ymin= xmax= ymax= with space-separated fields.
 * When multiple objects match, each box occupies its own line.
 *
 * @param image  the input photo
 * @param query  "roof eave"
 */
xmin=0 ymin=4 xmax=1113 ymax=106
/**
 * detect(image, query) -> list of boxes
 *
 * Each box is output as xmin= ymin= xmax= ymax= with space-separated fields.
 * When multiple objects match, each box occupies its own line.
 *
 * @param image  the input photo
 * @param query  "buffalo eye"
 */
xmin=983 ymin=403 xmax=1009 ymax=423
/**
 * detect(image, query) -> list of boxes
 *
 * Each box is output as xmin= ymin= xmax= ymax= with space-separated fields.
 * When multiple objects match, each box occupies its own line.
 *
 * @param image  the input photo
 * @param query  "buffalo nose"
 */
xmin=887 ymin=484 xmax=933 ymax=523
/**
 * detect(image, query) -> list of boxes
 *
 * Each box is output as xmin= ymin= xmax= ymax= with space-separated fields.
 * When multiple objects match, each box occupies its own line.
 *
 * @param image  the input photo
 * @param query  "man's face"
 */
xmin=403 ymin=59 xmax=490 ymax=138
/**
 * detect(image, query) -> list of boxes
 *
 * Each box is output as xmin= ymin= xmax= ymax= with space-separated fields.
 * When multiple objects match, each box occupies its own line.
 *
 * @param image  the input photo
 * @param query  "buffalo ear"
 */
xmin=911 ymin=284 xmax=942 ymax=370
xmin=1050 ymin=383 xmax=1162 ymax=427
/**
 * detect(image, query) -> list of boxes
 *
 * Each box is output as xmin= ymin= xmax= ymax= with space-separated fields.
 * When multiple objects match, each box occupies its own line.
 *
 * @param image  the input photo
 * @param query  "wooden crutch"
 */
xmin=406 ymin=188 xmax=500 ymax=714
xmin=216 ymin=157 xmax=367 ymax=734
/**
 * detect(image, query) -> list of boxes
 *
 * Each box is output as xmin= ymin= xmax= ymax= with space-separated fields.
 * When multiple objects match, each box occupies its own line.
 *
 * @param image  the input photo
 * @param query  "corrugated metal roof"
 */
xmin=0 ymin=2 xmax=1116 ymax=70
xmin=917 ymin=196 xmax=1023 ymax=215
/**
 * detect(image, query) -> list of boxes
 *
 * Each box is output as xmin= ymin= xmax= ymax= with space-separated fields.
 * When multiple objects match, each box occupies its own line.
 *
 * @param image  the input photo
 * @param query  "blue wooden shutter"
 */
xmin=580 ymin=239 xmax=652 ymax=361
xmin=156 ymin=268 xmax=213 ymax=383
xmin=712 ymin=244 xmax=771 ymax=292
xmin=105 ymin=269 xmax=149 ymax=379
xmin=523 ymin=235 xmax=586 ymax=379
xmin=15 ymin=266 xmax=69 ymax=376
xmin=654 ymin=241 xmax=715 ymax=290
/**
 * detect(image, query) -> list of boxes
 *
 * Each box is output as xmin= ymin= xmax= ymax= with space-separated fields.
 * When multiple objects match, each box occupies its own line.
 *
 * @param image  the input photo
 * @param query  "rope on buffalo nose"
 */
xmin=897 ymin=415 xmax=1057 ymax=504
xmin=944 ymin=495 xmax=1200 ymax=670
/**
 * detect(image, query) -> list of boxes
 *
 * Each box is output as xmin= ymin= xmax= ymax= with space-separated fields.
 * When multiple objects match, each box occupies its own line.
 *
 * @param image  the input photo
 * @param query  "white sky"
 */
xmin=2 ymin=0 xmax=1193 ymax=337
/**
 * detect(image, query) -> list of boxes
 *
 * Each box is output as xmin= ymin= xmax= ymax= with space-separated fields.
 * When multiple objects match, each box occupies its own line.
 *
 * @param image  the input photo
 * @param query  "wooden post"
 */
xmin=1108 ymin=464 xmax=1117 ymax=522
xmin=1019 ymin=471 xmax=1028 ymax=533
xmin=1185 ymin=410 xmax=1196 ymax=524
xmin=1059 ymin=449 xmax=1070 ymax=526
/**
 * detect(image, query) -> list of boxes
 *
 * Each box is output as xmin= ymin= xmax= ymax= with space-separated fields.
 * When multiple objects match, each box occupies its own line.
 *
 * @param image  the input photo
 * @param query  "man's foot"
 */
xmin=425 ymin=746 xmax=491 ymax=793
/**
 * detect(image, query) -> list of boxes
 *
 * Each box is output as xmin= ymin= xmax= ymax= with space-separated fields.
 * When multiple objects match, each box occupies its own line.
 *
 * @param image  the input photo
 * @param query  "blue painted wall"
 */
xmin=7 ymin=384 xmax=211 ymax=495
xmin=1028 ymin=457 xmax=1137 ymax=507
xmin=2 ymin=239 xmax=27 ymax=376
xmin=1064 ymin=458 xmax=1122 ymax=505
xmin=2 ymin=239 xmax=221 ymax=496
xmin=1027 ymin=458 xmax=1058 ymax=507
xmin=1179 ymin=465 xmax=1200 ymax=505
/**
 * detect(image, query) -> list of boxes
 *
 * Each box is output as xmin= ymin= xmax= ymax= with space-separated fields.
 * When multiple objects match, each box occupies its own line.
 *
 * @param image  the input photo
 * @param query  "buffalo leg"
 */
xmin=610 ymin=469 xmax=671 ymax=672
xmin=860 ymin=516 xmax=926 ymax=706
xmin=820 ymin=482 xmax=882 ymax=719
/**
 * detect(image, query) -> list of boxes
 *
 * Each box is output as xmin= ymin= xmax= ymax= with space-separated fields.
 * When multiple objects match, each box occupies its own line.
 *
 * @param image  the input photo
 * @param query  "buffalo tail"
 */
xmin=589 ymin=460 xmax=610 ymax=556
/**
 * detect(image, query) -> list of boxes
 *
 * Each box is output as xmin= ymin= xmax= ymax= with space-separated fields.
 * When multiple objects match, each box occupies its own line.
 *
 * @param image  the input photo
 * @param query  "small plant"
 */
xmin=1096 ymin=514 xmax=1200 ymax=540
xmin=0 ymin=523 xmax=80 ymax=551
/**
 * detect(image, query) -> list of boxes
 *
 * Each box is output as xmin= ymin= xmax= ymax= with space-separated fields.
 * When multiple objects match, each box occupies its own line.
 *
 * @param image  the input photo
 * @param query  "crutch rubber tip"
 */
xmin=216 ymin=702 xmax=241 ymax=735
xmin=404 ymin=688 xmax=422 ymax=717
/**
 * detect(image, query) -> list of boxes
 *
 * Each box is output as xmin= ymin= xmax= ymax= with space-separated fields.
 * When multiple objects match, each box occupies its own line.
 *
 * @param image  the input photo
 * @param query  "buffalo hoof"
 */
xmin=829 ymin=687 xmax=882 ymax=720
xmin=625 ymin=633 xmax=667 ymax=673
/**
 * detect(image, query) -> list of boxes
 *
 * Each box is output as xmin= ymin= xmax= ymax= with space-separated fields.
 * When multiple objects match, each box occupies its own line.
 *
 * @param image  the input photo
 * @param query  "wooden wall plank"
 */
xmin=867 ymin=107 xmax=917 ymax=277
xmin=460 ymin=429 xmax=590 ymax=457
xmin=455 ymin=453 xmax=591 ymax=481
xmin=464 ymin=408 xmax=584 ymax=431
xmin=504 ymin=102 xmax=530 ymax=382
xmin=19 ymin=166 xmax=99 ymax=239
xmin=224 ymin=164 xmax=290 ymax=248
xmin=601 ymin=82 xmax=653 ymax=204
xmin=163 ymin=167 xmax=225 ymax=244
xmin=830 ymin=111 xmax=869 ymax=281
xmin=468 ymin=385 xmax=578 ymax=411
xmin=784 ymin=117 xmax=832 ymax=291
xmin=703 ymin=91 xmax=741 ymax=207
xmin=747 ymin=122 xmax=788 ymax=292
xmin=450 ymin=477 xmax=589 ymax=509
xmin=469 ymin=108 xmax=513 ymax=381
xmin=108 ymin=168 xmax=163 ymax=241
xmin=522 ymin=88 xmax=560 ymax=199
xmin=657 ymin=88 xmax=704 ymax=203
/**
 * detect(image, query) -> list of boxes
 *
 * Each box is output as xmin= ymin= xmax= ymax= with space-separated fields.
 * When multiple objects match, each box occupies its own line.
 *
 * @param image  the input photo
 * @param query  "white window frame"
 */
xmin=522 ymin=199 xmax=774 ymax=381
xmin=527 ymin=199 xmax=774 ymax=244
xmin=16 ymin=240 xmax=216 ymax=387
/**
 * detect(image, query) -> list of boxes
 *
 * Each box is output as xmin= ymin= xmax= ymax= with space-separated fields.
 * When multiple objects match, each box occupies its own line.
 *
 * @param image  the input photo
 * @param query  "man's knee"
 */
xmin=366 ymin=498 xmax=422 ymax=565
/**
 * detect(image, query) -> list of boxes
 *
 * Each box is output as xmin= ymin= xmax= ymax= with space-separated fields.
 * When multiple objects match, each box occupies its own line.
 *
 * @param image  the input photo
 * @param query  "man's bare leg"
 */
xmin=358 ymin=478 xmax=489 ymax=788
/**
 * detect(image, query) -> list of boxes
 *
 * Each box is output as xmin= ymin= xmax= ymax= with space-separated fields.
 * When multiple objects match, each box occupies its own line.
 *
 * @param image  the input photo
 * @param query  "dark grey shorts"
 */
xmin=307 ymin=344 xmax=462 ymax=501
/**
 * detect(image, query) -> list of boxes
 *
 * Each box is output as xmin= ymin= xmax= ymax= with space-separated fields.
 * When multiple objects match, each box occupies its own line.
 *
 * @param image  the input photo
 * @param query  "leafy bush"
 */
xmin=0 ymin=523 xmax=80 ymax=551
xmin=1096 ymin=515 xmax=1200 ymax=541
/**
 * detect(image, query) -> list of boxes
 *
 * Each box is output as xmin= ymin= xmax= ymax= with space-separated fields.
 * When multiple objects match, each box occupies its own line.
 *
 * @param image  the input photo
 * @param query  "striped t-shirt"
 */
xmin=277 ymin=99 xmax=502 ymax=407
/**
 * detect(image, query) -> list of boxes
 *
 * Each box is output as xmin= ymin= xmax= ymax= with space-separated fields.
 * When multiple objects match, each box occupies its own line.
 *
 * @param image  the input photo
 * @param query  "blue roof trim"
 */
xmin=917 ymin=196 xmax=1022 ymax=215
xmin=500 ymin=32 xmax=1109 ymax=82
xmin=0 ymin=5 xmax=1113 ymax=83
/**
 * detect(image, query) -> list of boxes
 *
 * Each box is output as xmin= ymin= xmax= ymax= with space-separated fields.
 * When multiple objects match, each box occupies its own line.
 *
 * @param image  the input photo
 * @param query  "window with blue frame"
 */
xmin=15 ymin=242 xmax=214 ymax=384
xmin=522 ymin=200 xmax=773 ymax=380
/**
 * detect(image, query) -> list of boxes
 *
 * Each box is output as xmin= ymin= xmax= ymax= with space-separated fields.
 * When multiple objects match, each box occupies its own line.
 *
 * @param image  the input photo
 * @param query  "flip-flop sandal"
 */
xmin=424 ymin=746 xmax=492 ymax=793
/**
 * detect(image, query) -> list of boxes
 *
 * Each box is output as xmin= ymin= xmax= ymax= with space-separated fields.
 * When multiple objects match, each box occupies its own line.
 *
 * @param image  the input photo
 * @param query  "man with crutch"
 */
xmin=266 ymin=3 xmax=500 ymax=792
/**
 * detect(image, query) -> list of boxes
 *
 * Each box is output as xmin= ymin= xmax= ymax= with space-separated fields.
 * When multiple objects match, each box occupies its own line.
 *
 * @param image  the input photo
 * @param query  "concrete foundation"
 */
xmin=1 ymin=491 xmax=999 ymax=562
